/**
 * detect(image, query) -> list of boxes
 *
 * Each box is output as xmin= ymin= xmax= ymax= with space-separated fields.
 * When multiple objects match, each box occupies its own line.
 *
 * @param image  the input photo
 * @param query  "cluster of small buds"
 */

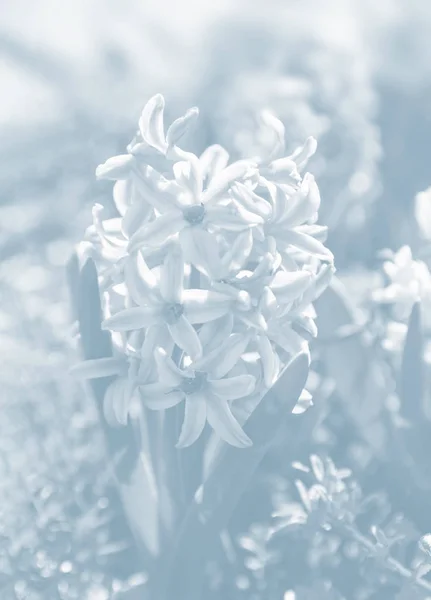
xmin=72 ymin=94 xmax=335 ymax=449
xmin=271 ymin=456 xmax=354 ymax=536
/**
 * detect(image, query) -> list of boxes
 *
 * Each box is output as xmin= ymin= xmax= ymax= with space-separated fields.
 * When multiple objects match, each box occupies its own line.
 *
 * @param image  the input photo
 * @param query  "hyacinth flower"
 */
xmin=230 ymin=113 xmax=334 ymax=265
xmin=72 ymin=93 xmax=333 ymax=453
xmin=70 ymin=325 xmax=171 ymax=427
xmin=372 ymin=245 xmax=431 ymax=327
xmin=101 ymin=243 xmax=234 ymax=360
xmin=96 ymin=96 xmax=260 ymax=274
xmin=140 ymin=336 xmax=256 ymax=448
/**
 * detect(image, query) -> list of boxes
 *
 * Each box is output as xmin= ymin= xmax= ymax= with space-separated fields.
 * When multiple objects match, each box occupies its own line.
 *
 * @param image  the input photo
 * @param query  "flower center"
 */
xmin=163 ymin=302 xmax=184 ymax=325
xmin=183 ymin=203 xmax=205 ymax=226
xmin=180 ymin=371 xmax=207 ymax=395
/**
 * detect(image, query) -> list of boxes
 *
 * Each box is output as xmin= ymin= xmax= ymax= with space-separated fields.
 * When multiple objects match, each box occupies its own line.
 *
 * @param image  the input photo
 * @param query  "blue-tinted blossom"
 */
xmin=71 ymin=94 xmax=333 ymax=446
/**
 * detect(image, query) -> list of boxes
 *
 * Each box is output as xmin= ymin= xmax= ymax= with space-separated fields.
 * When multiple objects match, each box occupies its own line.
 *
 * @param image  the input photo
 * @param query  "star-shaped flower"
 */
xmin=126 ymin=145 xmax=260 ymax=275
xmin=101 ymin=244 xmax=233 ymax=359
xmin=139 ymin=333 xmax=256 ymax=448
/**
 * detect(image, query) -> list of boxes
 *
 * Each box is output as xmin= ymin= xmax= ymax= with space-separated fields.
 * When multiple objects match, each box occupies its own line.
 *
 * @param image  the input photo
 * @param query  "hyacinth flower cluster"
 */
xmin=372 ymin=246 xmax=431 ymax=355
xmin=71 ymin=94 xmax=335 ymax=450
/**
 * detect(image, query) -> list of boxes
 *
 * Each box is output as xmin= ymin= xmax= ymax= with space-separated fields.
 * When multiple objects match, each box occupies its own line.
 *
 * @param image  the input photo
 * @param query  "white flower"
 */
xmin=70 ymin=355 xmax=140 ymax=427
xmin=72 ymin=92 xmax=335 ymax=449
xmin=126 ymin=154 xmax=260 ymax=278
xmin=232 ymin=174 xmax=333 ymax=264
xmin=101 ymin=244 xmax=233 ymax=360
xmin=373 ymin=245 xmax=431 ymax=325
xmin=140 ymin=339 xmax=255 ymax=448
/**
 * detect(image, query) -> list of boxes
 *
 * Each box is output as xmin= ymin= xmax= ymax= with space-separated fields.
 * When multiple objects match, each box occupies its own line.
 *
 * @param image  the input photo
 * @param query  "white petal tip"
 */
xmin=147 ymin=93 xmax=165 ymax=108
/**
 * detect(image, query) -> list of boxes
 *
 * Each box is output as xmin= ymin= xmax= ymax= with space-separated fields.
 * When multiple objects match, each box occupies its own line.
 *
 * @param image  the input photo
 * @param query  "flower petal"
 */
xmin=166 ymin=107 xmax=199 ymax=148
xmin=168 ymin=315 xmax=202 ymax=360
xmin=193 ymin=333 xmax=251 ymax=379
xmin=263 ymin=157 xmax=300 ymax=184
xmin=261 ymin=109 xmax=285 ymax=157
xmin=269 ymin=326 xmax=308 ymax=355
xmin=202 ymin=159 xmax=257 ymax=205
xmin=182 ymin=289 xmax=231 ymax=324
xmin=128 ymin=211 xmax=184 ymax=252
xmin=289 ymin=136 xmax=318 ymax=171
xmin=95 ymin=154 xmax=135 ymax=180
xmin=113 ymin=180 xmax=131 ymax=216
xmin=103 ymin=377 xmax=132 ymax=427
xmin=208 ymin=374 xmax=256 ymax=401
xmin=103 ymin=379 xmax=125 ymax=427
xmin=142 ymin=324 xmax=172 ymax=357
xmin=122 ymin=198 xmax=152 ymax=239
xmin=179 ymin=227 xmax=222 ymax=279
xmin=296 ymin=224 xmax=328 ymax=242
xmin=92 ymin=204 xmax=126 ymax=248
xmin=292 ymin=390 xmax=314 ymax=415
xmin=283 ymin=230 xmax=334 ymax=261
xmin=173 ymin=158 xmax=203 ymax=202
xmin=176 ymin=396 xmax=207 ymax=448
xmin=102 ymin=306 xmax=162 ymax=331
xmin=142 ymin=389 xmax=184 ymax=410
xmin=70 ymin=357 xmax=126 ymax=379
xmin=229 ymin=199 xmax=265 ymax=226
xmin=154 ymin=347 xmax=187 ymax=385
xmin=257 ymin=335 xmax=279 ymax=387
xmin=279 ymin=174 xmax=320 ymax=227
xmin=259 ymin=286 xmax=278 ymax=319
xmin=139 ymin=93 xmax=167 ymax=154
xmin=160 ymin=244 xmax=184 ymax=303
xmin=133 ymin=166 xmax=182 ymax=211
xmin=301 ymin=263 xmax=335 ymax=305
xmin=206 ymin=394 xmax=252 ymax=448
xmin=230 ymin=182 xmax=272 ymax=220
xmin=292 ymin=315 xmax=318 ymax=340
xmin=198 ymin=313 xmax=234 ymax=354
xmin=205 ymin=205 xmax=254 ymax=231
xmin=236 ymin=308 xmax=268 ymax=332
xmin=270 ymin=270 xmax=313 ymax=303
xmin=199 ymin=144 xmax=230 ymax=185
xmin=123 ymin=252 xmax=158 ymax=305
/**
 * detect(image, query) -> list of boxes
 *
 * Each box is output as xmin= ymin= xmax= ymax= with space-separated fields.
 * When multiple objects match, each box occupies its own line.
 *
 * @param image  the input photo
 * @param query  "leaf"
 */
xmin=119 ymin=449 xmax=160 ymax=558
xmin=398 ymin=302 xmax=425 ymax=421
xmin=154 ymin=352 xmax=310 ymax=600
xmin=77 ymin=259 xmax=116 ymax=430
xmin=65 ymin=252 xmax=81 ymax=322
xmin=394 ymin=303 xmax=431 ymax=488
xmin=314 ymin=277 xmax=390 ymax=454
xmin=78 ymin=258 xmax=112 ymax=363
xmin=73 ymin=257 xmax=160 ymax=563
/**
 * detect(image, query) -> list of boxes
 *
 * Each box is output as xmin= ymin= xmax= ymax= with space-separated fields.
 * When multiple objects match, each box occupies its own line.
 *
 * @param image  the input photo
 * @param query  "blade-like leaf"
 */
xmin=314 ymin=277 xmax=390 ymax=454
xmin=65 ymin=252 xmax=81 ymax=322
xmin=398 ymin=302 xmax=425 ymax=421
xmin=75 ymin=258 xmax=160 ymax=563
xmin=78 ymin=258 xmax=115 ymax=428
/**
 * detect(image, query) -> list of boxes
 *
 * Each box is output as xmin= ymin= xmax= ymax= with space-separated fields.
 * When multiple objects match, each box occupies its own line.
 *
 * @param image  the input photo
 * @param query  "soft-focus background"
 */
xmin=1 ymin=1 xmax=431 ymax=598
